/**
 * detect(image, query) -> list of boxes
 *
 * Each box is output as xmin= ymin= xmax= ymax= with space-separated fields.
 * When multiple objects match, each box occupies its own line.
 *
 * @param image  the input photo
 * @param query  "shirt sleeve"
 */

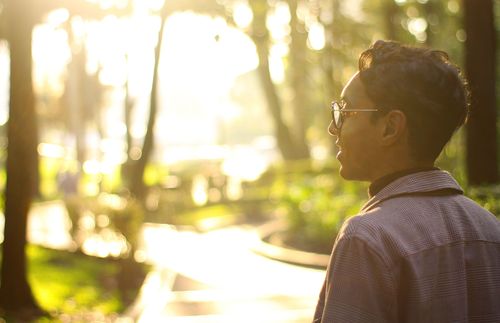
xmin=315 ymin=236 xmax=397 ymax=323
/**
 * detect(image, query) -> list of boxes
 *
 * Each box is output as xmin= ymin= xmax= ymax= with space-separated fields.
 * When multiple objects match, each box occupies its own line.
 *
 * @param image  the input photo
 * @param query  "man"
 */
xmin=313 ymin=40 xmax=500 ymax=322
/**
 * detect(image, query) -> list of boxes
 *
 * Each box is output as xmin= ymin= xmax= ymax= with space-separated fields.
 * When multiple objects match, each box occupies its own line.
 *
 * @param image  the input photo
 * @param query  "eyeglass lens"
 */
xmin=331 ymin=102 xmax=343 ymax=129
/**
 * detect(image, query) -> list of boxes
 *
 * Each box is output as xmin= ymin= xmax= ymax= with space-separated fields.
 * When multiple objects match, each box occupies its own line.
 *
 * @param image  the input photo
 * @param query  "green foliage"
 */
xmin=99 ymin=195 xmax=145 ymax=254
xmin=100 ymin=167 xmax=123 ymax=193
xmin=162 ymin=204 xmax=239 ymax=230
xmin=25 ymin=245 xmax=122 ymax=317
xmin=466 ymin=185 xmax=500 ymax=217
xmin=63 ymin=193 xmax=145 ymax=257
xmin=143 ymin=163 xmax=170 ymax=187
xmin=270 ymin=144 xmax=497 ymax=254
xmin=0 ymin=168 xmax=5 ymax=195
xmin=268 ymin=159 xmax=368 ymax=253
xmin=39 ymin=157 xmax=63 ymax=199
xmin=435 ymin=129 xmax=467 ymax=186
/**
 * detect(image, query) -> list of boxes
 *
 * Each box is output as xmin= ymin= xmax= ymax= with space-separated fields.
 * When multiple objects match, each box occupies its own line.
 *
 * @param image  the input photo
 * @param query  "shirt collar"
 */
xmin=368 ymin=166 xmax=439 ymax=198
xmin=362 ymin=169 xmax=464 ymax=213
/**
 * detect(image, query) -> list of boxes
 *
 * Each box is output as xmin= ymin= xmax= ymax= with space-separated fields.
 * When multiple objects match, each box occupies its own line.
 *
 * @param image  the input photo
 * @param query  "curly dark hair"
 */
xmin=358 ymin=40 xmax=470 ymax=162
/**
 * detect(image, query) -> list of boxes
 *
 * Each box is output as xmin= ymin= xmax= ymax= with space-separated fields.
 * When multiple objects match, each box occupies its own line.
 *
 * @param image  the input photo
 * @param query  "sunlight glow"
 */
xmin=340 ymin=0 xmax=365 ymax=22
xmin=96 ymin=214 xmax=111 ymax=228
xmin=26 ymin=4 xmax=273 ymax=186
xmin=83 ymin=159 xmax=101 ymax=175
xmin=70 ymin=16 xmax=86 ymax=47
xmin=226 ymin=176 xmax=243 ymax=200
xmin=134 ymin=249 xmax=148 ymax=263
xmin=78 ymin=211 xmax=96 ymax=231
xmin=447 ymin=0 xmax=460 ymax=14
xmin=98 ymin=193 xmax=127 ymax=210
xmin=32 ymin=24 xmax=71 ymax=97
xmin=406 ymin=6 xmax=419 ymax=18
xmin=273 ymin=2 xmax=292 ymax=25
xmin=83 ymin=182 xmax=101 ymax=196
xmin=86 ymin=0 xmax=127 ymax=10
xmin=81 ymin=229 xmax=129 ymax=258
xmin=233 ymin=2 xmax=253 ymax=29
xmin=269 ymin=44 xmax=287 ymax=83
xmin=408 ymin=18 xmax=428 ymax=34
xmin=86 ymin=16 xmax=130 ymax=86
xmin=101 ymin=138 xmax=128 ymax=165
xmin=46 ymin=8 xmax=70 ymax=27
xmin=191 ymin=175 xmax=209 ymax=206
xmin=456 ymin=29 xmax=467 ymax=42
xmin=138 ymin=224 xmax=325 ymax=301
xmin=38 ymin=143 xmax=66 ymax=159
xmin=133 ymin=0 xmax=165 ymax=12
xmin=221 ymin=148 xmax=269 ymax=182
xmin=307 ymin=22 xmax=325 ymax=51
xmin=28 ymin=202 xmax=73 ymax=250
xmin=408 ymin=17 xmax=428 ymax=42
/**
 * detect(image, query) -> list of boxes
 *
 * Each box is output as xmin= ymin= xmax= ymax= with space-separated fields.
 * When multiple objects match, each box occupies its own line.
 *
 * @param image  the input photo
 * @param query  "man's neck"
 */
xmin=368 ymin=165 xmax=438 ymax=197
xmin=368 ymin=151 xmax=434 ymax=183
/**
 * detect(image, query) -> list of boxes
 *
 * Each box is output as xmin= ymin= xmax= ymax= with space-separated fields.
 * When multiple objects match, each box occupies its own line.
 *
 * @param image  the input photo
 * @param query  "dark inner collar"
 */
xmin=369 ymin=166 xmax=439 ymax=198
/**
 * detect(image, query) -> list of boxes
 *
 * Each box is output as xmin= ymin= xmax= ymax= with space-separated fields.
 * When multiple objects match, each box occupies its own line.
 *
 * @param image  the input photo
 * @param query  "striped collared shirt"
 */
xmin=313 ymin=170 xmax=500 ymax=323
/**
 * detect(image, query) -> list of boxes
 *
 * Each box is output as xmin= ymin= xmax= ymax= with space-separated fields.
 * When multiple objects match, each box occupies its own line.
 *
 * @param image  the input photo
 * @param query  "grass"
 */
xmin=2 ymin=245 xmax=125 ymax=322
xmin=153 ymin=203 xmax=240 ymax=230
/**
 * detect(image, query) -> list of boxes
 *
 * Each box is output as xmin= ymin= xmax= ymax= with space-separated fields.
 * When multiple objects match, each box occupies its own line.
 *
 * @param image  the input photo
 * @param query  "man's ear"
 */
xmin=380 ymin=110 xmax=407 ymax=145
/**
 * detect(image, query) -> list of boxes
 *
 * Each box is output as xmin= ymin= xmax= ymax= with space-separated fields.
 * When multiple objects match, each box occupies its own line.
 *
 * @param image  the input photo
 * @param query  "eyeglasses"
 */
xmin=330 ymin=101 xmax=379 ymax=132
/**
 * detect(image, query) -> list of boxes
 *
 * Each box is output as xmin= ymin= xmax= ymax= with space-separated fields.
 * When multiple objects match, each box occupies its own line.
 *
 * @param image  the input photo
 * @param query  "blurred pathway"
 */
xmin=27 ymin=201 xmax=326 ymax=323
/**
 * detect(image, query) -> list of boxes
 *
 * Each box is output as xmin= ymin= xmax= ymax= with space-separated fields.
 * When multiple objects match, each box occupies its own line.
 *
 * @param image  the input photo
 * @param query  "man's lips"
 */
xmin=335 ymin=139 xmax=342 ymax=160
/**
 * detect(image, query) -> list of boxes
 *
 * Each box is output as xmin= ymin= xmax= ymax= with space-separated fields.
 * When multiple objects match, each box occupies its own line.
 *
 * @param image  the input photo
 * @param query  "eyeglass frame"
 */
xmin=330 ymin=100 xmax=379 ymax=132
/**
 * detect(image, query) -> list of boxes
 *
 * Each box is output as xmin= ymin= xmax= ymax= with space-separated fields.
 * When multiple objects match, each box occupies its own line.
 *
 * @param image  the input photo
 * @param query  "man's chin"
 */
xmin=339 ymin=165 xmax=366 ymax=181
xmin=338 ymin=165 xmax=350 ymax=179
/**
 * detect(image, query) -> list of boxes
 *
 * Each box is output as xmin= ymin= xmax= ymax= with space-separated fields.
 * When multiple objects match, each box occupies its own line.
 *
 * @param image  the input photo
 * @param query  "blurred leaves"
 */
xmin=26 ymin=245 xmax=122 ymax=318
xmin=63 ymin=193 xmax=144 ymax=258
xmin=263 ymin=160 xmax=367 ymax=253
xmin=467 ymin=184 xmax=500 ymax=217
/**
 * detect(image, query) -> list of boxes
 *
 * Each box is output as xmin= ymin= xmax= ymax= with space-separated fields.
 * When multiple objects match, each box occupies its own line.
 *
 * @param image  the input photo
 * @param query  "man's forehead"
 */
xmin=341 ymin=72 xmax=363 ymax=104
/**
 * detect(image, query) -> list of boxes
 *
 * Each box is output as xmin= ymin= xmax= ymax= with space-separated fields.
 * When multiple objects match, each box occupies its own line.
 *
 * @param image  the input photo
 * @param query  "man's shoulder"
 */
xmin=339 ymin=193 xmax=500 ymax=262
xmin=361 ymin=169 xmax=463 ymax=212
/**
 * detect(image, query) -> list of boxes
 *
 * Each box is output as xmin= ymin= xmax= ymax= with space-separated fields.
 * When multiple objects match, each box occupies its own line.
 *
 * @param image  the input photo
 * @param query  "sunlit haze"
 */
xmin=6 ymin=4 xmax=276 ymax=172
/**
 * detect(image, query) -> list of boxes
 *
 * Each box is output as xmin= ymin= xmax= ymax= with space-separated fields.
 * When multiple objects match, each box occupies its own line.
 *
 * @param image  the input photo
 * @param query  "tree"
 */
xmin=125 ymin=4 xmax=168 ymax=200
xmin=63 ymin=41 xmax=103 ymax=168
xmin=288 ymin=0 xmax=311 ymax=159
xmin=122 ymin=0 xmax=227 ymax=198
xmin=384 ymin=0 xmax=400 ymax=41
xmin=0 ymin=0 xmax=131 ymax=316
xmin=463 ymin=0 xmax=498 ymax=185
xmin=0 ymin=0 xmax=41 ymax=315
xmin=248 ymin=0 xmax=303 ymax=160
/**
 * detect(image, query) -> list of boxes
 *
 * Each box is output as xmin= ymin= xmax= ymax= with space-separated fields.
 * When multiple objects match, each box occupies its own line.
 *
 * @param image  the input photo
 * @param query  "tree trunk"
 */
xmin=65 ymin=45 xmax=87 ymax=166
xmin=422 ymin=0 xmax=437 ymax=46
xmin=128 ymin=8 xmax=168 ymax=199
xmin=0 ymin=0 xmax=42 ymax=315
xmin=322 ymin=0 xmax=344 ymax=153
xmin=288 ymin=0 xmax=310 ymax=159
xmin=463 ymin=0 xmax=498 ymax=185
xmin=384 ymin=0 xmax=399 ymax=41
xmin=249 ymin=0 xmax=302 ymax=160
xmin=124 ymin=55 xmax=134 ymax=159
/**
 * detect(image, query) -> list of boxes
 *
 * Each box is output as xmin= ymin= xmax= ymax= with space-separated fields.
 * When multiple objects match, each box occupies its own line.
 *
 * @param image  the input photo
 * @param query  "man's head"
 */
xmin=329 ymin=40 xmax=469 ymax=182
